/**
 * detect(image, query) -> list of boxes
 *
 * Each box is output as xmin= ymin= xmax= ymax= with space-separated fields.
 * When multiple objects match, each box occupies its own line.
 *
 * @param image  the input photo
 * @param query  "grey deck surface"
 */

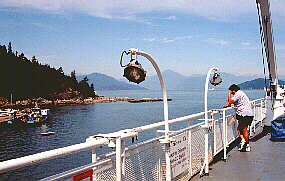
xmin=191 ymin=133 xmax=285 ymax=181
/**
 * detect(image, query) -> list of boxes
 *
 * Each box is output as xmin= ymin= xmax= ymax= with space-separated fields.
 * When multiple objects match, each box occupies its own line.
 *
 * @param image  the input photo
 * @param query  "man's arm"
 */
xmin=228 ymin=90 xmax=235 ymax=104
xmin=223 ymin=90 xmax=235 ymax=108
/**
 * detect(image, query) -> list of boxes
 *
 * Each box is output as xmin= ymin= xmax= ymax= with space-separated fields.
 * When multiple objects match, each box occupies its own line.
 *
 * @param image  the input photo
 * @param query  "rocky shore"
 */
xmin=0 ymin=96 xmax=171 ymax=109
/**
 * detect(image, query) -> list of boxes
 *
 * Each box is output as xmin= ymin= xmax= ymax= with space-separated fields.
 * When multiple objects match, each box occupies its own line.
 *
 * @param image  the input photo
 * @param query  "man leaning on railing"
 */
xmin=224 ymin=84 xmax=254 ymax=152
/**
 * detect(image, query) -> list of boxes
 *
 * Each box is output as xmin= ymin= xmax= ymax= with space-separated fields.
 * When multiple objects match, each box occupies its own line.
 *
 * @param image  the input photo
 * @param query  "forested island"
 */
xmin=0 ymin=42 xmax=96 ymax=107
xmin=238 ymin=78 xmax=285 ymax=90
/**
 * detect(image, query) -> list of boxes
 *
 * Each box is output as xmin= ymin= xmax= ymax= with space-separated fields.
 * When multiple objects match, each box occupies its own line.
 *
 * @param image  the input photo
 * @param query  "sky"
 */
xmin=0 ymin=0 xmax=285 ymax=79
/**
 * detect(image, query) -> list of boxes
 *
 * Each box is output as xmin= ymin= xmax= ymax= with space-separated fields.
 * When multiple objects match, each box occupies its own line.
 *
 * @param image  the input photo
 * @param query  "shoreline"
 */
xmin=0 ymin=96 xmax=172 ymax=110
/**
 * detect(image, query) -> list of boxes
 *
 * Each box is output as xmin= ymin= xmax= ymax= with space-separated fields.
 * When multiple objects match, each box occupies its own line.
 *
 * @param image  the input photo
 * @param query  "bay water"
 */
xmin=0 ymin=89 xmax=264 ymax=180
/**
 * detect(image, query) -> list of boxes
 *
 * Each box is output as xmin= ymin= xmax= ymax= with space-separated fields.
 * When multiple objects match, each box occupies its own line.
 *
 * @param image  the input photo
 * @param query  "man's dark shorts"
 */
xmin=236 ymin=114 xmax=254 ymax=127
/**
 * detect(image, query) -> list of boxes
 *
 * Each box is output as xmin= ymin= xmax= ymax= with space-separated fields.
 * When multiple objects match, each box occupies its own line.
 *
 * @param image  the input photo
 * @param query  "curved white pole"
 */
xmin=203 ymin=67 xmax=218 ymax=175
xmin=129 ymin=48 xmax=171 ymax=180
xmin=129 ymin=48 xmax=169 ymax=138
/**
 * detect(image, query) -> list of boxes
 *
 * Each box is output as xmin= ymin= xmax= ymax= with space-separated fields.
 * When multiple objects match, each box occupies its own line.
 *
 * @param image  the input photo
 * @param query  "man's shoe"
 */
xmin=238 ymin=139 xmax=246 ymax=151
xmin=245 ymin=144 xmax=251 ymax=152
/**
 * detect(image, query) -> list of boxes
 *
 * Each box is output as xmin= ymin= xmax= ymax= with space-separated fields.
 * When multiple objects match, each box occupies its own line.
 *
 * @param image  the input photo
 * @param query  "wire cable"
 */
xmin=256 ymin=1 xmax=268 ymax=90
xmin=120 ymin=51 xmax=129 ymax=67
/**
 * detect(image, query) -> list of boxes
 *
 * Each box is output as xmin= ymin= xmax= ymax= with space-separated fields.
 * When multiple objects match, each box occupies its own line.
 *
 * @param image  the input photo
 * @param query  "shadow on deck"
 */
xmin=191 ymin=131 xmax=285 ymax=181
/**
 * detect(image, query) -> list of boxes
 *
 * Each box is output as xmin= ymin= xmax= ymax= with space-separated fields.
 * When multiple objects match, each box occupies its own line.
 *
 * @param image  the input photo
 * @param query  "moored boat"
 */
xmin=21 ymin=107 xmax=50 ymax=124
xmin=40 ymin=131 xmax=55 ymax=136
xmin=0 ymin=109 xmax=17 ymax=124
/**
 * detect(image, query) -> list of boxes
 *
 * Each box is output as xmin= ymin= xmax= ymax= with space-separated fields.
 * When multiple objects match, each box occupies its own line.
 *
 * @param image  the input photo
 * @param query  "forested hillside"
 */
xmin=238 ymin=78 xmax=285 ymax=90
xmin=0 ymin=42 xmax=95 ymax=101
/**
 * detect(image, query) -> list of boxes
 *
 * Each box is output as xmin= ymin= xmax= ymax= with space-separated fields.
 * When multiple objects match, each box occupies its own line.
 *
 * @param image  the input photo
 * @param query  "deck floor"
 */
xmin=192 ymin=132 xmax=285 ymax=181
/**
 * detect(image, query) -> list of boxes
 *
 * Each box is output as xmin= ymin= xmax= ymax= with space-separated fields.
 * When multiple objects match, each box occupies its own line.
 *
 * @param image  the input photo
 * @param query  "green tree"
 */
xmin=0 ymin=42 xmax=96 ymax=100
xmin=71 ymin=70 xmax=77 ymax=81
xmin=91 ymin=83 xmax=94 ymax=91
xmin=31 ymin=56 xmax=37 ymax=63
xmin=0 ymin=45 xmax=7 ymax=56
xmin=57 ymin=67 xmax=64 ymax=74
xmin=7 ymin=42 xmax=13 ymax=55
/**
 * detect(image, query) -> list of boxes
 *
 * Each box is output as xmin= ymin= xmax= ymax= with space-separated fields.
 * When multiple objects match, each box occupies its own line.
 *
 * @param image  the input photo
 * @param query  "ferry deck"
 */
xmin=193 ymin=131 xmax=285 ymax=181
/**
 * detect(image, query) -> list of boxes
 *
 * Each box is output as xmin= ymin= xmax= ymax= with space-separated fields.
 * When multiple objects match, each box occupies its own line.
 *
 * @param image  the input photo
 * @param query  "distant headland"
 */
xmin=0 ymin=42 xmax=147 ymax=109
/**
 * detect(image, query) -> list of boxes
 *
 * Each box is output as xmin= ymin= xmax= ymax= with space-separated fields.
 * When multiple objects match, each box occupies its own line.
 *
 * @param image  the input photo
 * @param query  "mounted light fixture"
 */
xmin=201 ymin=67 xmax=222 ymax=177
xmin=210 ymin=72 xmax=222 ymax=86
xmin=120 ymin=48 xmax=172 ymax=180
xmin=120 ymin=50 xmax=147 ymax=84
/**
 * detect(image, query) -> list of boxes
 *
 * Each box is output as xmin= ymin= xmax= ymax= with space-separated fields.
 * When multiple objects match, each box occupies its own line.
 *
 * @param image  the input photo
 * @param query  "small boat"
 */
xmin=41 ymin=131 xmax=55 ymax=136
xmin=41 ymin=109 xmax=50 ymax=117
xmin=21 ymin=107 xmax=50 ymax=124
xmin=0 ymin=109 xmax=17 ymax=124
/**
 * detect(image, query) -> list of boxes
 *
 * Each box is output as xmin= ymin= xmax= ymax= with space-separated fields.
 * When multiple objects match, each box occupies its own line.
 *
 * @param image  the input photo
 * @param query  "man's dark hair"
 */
xmin=229 ymin=84 xmax=240 ymax=91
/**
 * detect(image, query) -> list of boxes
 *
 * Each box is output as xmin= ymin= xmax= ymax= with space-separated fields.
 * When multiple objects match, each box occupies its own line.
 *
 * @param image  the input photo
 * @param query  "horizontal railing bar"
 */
xmin=133 ymin=112 xmax=205 ymax=132
xmin=0 ymin=138 xmax=109 ymax=174
xmin=0 ymin=130 xmax=139 ymax=174
xmin=39 ymin=158 xmax=112 ymax=181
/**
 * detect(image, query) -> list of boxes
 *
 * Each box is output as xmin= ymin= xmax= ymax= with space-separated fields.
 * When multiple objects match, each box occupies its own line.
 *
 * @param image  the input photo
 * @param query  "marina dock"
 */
xmin=0 ymin=116 xmax=12 ymax=123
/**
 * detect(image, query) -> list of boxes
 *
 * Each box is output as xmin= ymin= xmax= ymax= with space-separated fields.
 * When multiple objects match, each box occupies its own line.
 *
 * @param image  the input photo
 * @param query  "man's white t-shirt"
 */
xmin=232 ymin=90 xmax=253 ymax=117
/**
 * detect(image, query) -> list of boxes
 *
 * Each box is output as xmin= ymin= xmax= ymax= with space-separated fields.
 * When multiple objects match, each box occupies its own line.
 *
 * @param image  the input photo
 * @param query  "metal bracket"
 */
xmin=86 ymin=130 xmax=139 ymax=148
xmin=156 ymin=130 xmax=180 ymax=134
xmin=159 ymin=137 xmax=176 ymax=144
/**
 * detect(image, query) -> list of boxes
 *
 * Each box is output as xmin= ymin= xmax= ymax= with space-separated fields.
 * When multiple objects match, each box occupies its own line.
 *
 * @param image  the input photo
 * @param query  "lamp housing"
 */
xmin=123 ymin=60 xmax=147 ymax=84
xmin=210 ymin=72 xmax=222 ymax=86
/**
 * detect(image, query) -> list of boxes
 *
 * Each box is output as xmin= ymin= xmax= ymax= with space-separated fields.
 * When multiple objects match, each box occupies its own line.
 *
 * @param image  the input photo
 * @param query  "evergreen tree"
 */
xmin=91 ymin=83 xmax=94 ymax=92
xmin=57 ymin=67 xmax=64 ymax=74
xmin=0 ymin=45 xmax=7 ymax=56
xmin=71 ymin=70 xmax=77 ymax=81
xmin=7 ymin=42 xmax=13 ymax=55
xmin=31 ymin=56 xmax=37 ymax=63
xmin=0 ymin=43 xmax=96 ymax=100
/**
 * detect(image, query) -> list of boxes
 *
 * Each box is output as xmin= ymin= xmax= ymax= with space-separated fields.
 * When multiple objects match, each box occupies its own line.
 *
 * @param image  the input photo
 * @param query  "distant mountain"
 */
xmin=82 ymin=70 xmax=277 ymax=91
xmin=218 ymin=72 xmax=258 ymax=89
xmin=134 ymin=69 xmax=258 ymax=90
xmin=139 ymin=70 xmax=188 ymax=90
xmin=238 ymin=78 xmax=285 ymax=89
xmin=77 ymin=73 xmax=146 ymax=90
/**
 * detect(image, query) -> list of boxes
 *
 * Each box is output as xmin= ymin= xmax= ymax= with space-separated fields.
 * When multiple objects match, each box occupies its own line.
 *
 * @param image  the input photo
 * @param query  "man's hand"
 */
xmin=228 ymin=90 xmax=233 ymax=95
xmin=223 ymin=104 xmax=230 ymax=108
xmin=223 ymin=103 xmax=234 ymax=108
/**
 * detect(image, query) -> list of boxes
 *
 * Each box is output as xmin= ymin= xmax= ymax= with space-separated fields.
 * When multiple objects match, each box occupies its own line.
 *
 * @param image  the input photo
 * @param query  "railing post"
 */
xmin=155 ymin=129 xmax=163 ymax=181
xmin=92 ymin=148 xmax=97 ymax=181
xmin=92 ymin=148 xmax=97 ymax=163
xmin=225 ymin=115 xmax=228 ymax=148
xmin=116 ymin=137 xmax=122 ymax=181
xmin=157 ymin=142 xmax=163 ymax=181
xmin=251 ymin=102 xmax=255 ymax=136
xmin=204 ymin=115 xmax=209 ymax=174
xmin=189 ymin=130 xmax=193 ymax=177
xmin=213 ymin=113 xmax=217 ymax=155
xmin=165 ymin=142 xmax=172 ymax=181
xmin=210 ymin=112 xmax=215 ymax=157
xmin=222 ymin=110 xmax=227 ymax=160
xmin=253 ymin=101 xmax=256 ymax=135
xmin=122 ymin=140 xmax=126 ymax=178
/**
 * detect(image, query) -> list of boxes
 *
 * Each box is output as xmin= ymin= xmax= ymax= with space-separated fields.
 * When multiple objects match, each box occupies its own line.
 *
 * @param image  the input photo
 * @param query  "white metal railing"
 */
xmin=0 ymin=98 xmax=266 ymax=181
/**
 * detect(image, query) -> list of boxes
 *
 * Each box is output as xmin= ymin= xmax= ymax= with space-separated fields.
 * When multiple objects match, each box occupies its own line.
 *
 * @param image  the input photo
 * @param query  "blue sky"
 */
xmin=0 ymin=0 xmax=285 ymax=79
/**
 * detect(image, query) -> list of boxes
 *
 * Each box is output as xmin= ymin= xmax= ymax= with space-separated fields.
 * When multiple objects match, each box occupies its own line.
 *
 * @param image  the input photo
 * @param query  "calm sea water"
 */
xmin=0 ymin=89 xmax=264 ymax=180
